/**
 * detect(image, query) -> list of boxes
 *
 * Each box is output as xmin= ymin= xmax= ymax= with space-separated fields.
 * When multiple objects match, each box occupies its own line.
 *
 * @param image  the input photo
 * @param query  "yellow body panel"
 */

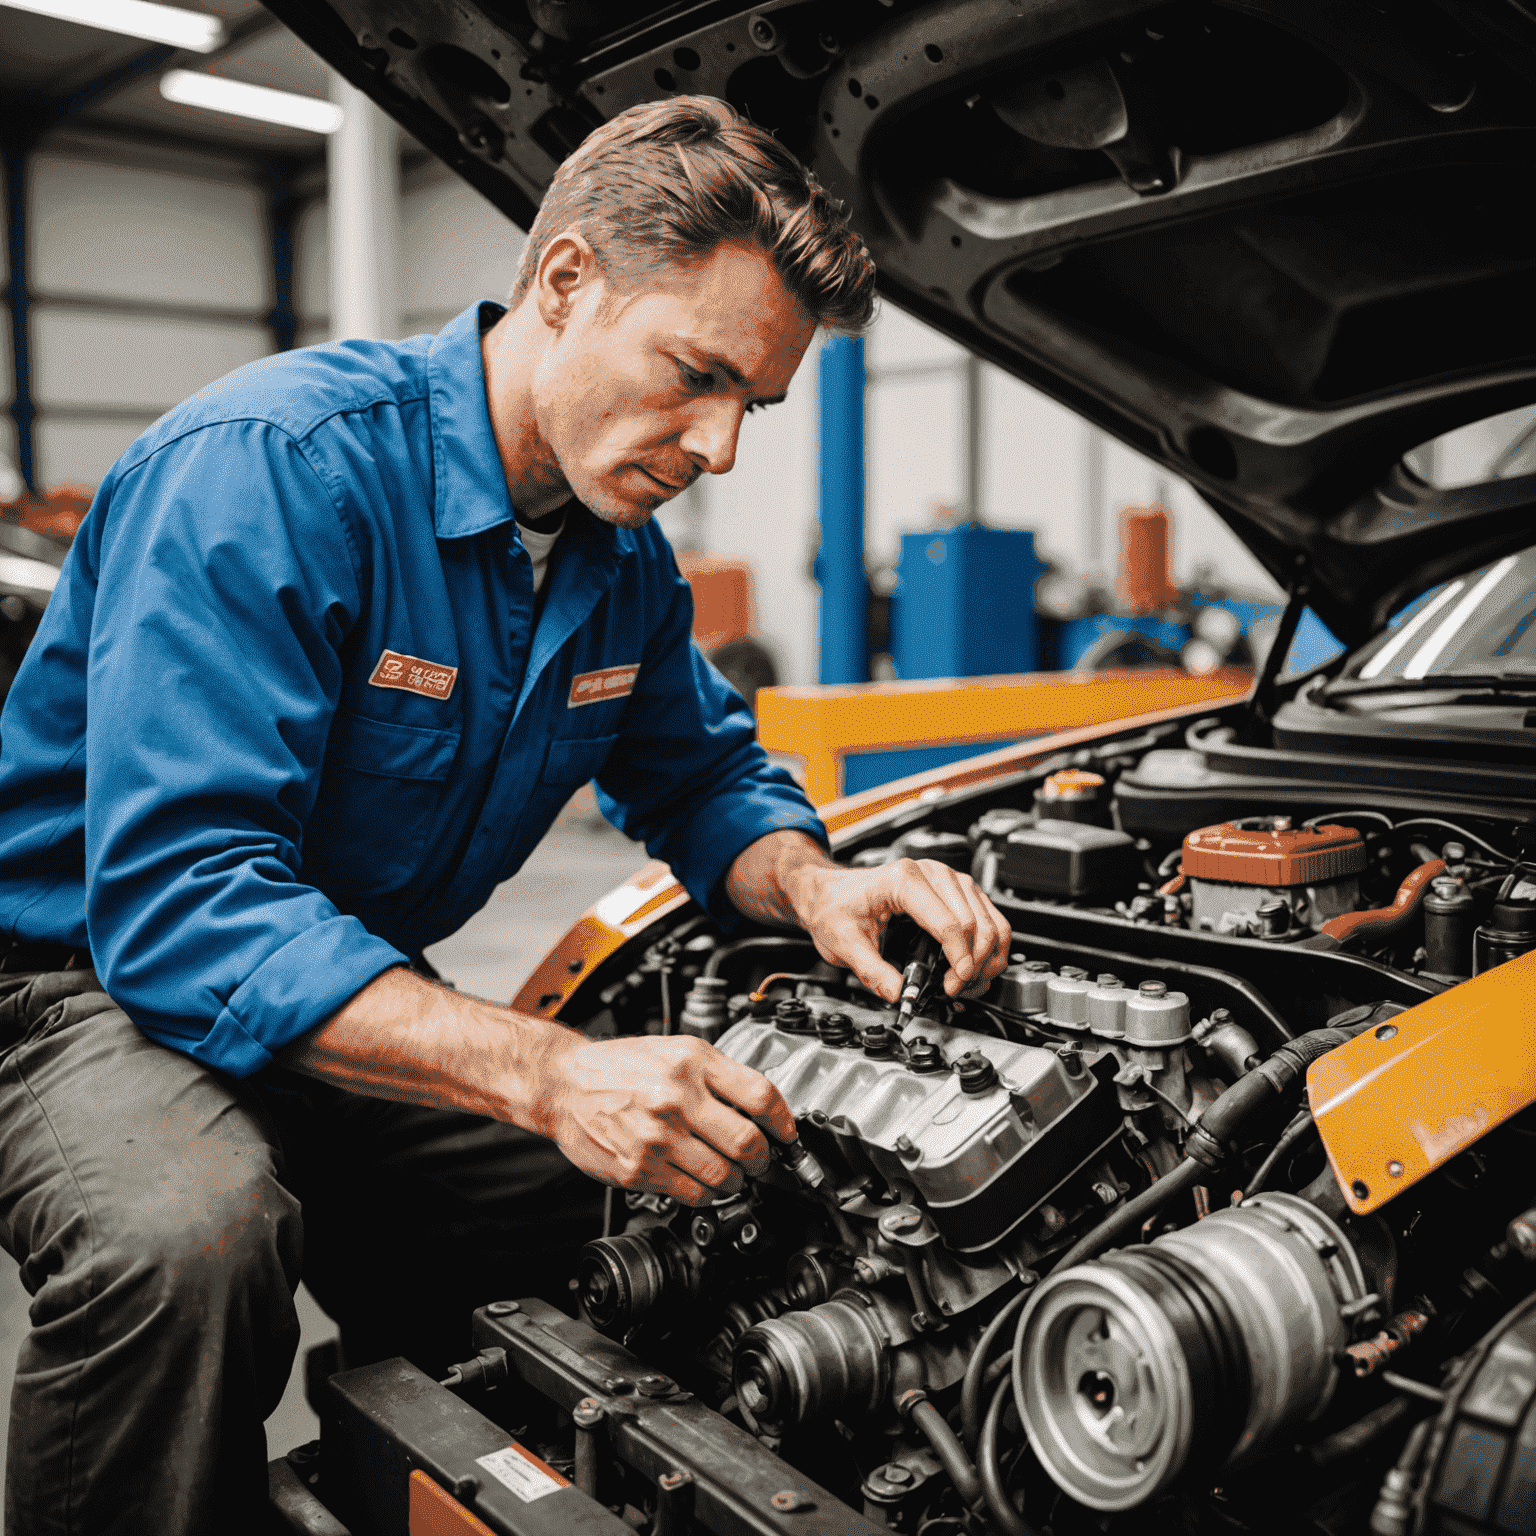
xmin=756 ymin=668 xmax=1251 ymax=804
xmin=1310 ymin=949 xmax=1536 ymax=1215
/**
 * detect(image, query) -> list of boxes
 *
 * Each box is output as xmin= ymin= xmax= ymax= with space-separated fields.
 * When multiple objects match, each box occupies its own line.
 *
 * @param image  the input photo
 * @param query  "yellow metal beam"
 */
xmin=757 ymin=668 xmax=1251 ymax=804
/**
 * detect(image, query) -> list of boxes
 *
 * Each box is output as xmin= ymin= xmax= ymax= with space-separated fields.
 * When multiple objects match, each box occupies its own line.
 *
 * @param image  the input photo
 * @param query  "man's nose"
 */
xmin=680 ymin=399 xmax=742 ymax=477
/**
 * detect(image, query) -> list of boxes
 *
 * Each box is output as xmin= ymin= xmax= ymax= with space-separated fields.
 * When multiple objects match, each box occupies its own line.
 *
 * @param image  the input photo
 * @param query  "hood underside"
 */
xmin=260 ymin=0 xmax=1536 ymax=643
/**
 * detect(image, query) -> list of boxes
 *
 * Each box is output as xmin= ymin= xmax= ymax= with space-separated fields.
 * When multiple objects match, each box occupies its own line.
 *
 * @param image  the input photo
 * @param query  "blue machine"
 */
xmin=891 ymin=524 xmax=1045 ymax=680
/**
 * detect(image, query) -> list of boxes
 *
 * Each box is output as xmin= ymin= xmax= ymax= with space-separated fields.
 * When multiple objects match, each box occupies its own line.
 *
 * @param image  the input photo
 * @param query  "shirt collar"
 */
xmin=425 ymin=300 xmax=639 ymax=570
xmin=426 ymin=301 xmax=518 ymax=540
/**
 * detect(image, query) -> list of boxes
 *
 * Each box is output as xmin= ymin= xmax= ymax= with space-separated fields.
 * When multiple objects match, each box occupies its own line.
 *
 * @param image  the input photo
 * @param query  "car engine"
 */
xmin=314 ymin=707 xmax=1536 ymax=1536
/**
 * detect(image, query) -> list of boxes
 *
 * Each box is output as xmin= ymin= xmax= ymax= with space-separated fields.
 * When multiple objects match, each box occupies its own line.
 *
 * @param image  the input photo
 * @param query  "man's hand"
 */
xmin=531 ymin=1032 xmax=796 ymax=1206
xmin=725 ymin=831 xmax=1013 ymax=1004
xmin=279 ymin=967 xmax=795 ymax=1209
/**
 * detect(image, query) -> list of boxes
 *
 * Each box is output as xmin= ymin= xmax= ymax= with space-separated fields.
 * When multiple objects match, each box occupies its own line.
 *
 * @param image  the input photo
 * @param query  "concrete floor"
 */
xmin=0 ymin=806 xmax=649 ymax=1491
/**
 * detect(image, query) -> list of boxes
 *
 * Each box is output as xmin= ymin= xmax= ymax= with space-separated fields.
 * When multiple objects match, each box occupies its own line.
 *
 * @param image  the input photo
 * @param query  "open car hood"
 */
xmin=262 ymin=0 xmax=1536 ymax=643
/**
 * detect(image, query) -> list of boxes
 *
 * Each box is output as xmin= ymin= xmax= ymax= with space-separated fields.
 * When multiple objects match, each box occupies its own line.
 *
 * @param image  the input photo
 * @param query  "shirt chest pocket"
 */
xmin=496 ymin=730 xmax=620 ymax=883
xmin=542 ymin=732 xmax=620 ymax=787
xmin=307 ymin=709 xmax=461 ymax=898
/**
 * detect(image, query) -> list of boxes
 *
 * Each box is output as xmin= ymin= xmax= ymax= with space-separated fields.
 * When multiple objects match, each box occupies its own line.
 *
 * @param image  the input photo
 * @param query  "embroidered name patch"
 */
xmin=569 ymin=664 xmax=639 ymax=708
xmin=368 ymin=649 xmax=458 ymax=701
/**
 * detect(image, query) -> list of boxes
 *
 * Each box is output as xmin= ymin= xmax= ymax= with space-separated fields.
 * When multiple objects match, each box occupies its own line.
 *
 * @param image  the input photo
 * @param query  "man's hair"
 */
xmin=509 ymin=96 xmax=876 ymax=331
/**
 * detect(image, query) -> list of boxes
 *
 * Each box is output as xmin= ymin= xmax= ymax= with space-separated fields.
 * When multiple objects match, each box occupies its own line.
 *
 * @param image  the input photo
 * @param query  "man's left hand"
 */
xmin=725 ymin=831 xmax=1013 ymax=1004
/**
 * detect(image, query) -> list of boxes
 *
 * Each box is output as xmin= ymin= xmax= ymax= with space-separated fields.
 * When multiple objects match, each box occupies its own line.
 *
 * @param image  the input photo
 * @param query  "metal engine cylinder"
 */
xmin=733 ymin=1291 xmax=890 ymax=1436
xmin=1016 ymin=1193 xmax=1367 ymax=1511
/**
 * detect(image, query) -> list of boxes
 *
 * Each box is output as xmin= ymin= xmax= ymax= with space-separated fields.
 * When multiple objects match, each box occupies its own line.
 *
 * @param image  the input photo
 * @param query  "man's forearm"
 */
xmin=723 ymin=829 xmax=837 ymax=926
xmin=276 ymin=964 xmax=797 ymax=1206
xmin=276 ymin=966 xmax=572 ymax=1136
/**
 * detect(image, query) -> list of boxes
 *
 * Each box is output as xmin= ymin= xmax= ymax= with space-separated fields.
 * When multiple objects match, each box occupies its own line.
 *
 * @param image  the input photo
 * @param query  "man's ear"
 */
xmin=535 ymin=233 xmax=601 ymax=330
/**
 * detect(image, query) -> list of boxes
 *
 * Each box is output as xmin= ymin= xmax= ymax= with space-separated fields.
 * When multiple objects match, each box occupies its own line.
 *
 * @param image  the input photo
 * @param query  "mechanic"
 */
xmin=0 ymin=97 xmax=1012 ymax=1533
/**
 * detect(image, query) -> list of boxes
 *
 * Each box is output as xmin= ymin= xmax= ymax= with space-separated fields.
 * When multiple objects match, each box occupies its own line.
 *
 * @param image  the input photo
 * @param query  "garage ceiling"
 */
xmin=0 ymin=0 xmax=336 ymax=159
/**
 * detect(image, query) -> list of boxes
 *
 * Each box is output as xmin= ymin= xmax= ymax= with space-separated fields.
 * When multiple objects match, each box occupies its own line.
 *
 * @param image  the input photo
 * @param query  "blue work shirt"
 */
xmin=0 ymin=301 xmax=824 ymax=1077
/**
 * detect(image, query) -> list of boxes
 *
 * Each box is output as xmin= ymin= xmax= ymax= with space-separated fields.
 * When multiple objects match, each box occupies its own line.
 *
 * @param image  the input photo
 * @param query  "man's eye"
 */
xmin=678 ymin=362 xmax=711 ymax=390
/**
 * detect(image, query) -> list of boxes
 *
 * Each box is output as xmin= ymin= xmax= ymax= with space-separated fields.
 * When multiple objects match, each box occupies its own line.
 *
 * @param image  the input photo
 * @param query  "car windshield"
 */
xmin=1336 ymin=545 xmax=1536 ymax=687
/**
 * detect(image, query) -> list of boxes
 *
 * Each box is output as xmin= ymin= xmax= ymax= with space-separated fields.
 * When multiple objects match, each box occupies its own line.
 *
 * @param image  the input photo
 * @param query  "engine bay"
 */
xmin=283 ymin=698 xmax=1536 ymax=1536
xmin=365 ymin=699 xmax=1536 ymax=1536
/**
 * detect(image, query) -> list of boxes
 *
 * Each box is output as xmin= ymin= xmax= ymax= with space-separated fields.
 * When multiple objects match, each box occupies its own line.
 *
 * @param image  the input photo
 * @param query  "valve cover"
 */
xmin=715 ymin=1003 xmax=1122 ymax=1253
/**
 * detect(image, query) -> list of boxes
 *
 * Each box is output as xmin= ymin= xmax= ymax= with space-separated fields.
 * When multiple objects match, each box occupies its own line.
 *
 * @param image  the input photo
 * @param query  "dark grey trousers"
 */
xmin=0 ymin=969 xmax=602 ymax=1535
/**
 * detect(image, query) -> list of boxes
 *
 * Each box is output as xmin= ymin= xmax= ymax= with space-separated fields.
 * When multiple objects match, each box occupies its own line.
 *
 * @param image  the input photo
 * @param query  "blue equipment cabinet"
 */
xmin=892 ymin=524 xmax=1044 ymax=681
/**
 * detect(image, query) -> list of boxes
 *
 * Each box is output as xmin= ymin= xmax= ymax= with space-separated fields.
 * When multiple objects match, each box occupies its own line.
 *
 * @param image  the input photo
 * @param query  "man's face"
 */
xmin=529 ymin=240 xmax=818 ymax=528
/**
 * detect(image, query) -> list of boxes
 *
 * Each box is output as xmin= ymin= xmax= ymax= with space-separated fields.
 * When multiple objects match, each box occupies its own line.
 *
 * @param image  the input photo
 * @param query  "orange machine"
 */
xmin=674 ymin=551 xmax=752 ymax=654
xmin=1 ymin=484 xmax=89 ymax=543
xmin=1117 ymin=504 xmax=1179 ymax=615
xmin=674 ymin=551 xmax=780 ymax=710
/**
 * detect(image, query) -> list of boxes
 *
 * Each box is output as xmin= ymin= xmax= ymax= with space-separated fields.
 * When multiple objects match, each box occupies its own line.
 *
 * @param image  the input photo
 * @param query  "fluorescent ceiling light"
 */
xmin=160 ymin=68 xmax=345 ymax=133
xmin=1 ymin=0 xmax=223 ymax=52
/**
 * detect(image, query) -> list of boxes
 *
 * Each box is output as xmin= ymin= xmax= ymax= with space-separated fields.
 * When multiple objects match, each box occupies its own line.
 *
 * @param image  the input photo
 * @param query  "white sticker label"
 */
xmin=476 ymin=1443 xmax=568 ymax=1503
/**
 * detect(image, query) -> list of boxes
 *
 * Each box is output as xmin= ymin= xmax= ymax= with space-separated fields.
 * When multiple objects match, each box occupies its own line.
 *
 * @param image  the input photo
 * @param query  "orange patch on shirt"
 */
xmin=368 ymin=649 xmax=457 ymax=701
xmin=569 ymin=664 xmax=639 ymax=707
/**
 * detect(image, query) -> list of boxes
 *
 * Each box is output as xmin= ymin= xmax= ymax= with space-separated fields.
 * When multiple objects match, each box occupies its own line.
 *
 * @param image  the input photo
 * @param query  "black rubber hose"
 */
xmin=1047 ymin=1022 xmax=1371 ymax=1281
xmin=1189 ymin=1022 xmax=1367 ymax=1163
xmin=1244 ymin=1110 xmax=1317 ymax=1198
xmin=961 ymin=1288 xmax=1032 ymax=1452
xmin=909 ymin=1398 xmax=984 ymax=1510
xmin=979 ymin=1375 xmax=1041 ymax=1536
xmin=1051 ymin=1157 xmax=1206 ymax=1275
xmin=702 ymin=936 xmax=817 ymax=978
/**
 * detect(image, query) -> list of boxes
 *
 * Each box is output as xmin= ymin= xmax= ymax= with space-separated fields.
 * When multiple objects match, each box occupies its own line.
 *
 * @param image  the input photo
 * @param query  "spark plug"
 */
xmin=895 ymin=934 xmax=942 ymax=1025
xmin=774 ymin=1138 xmax=827 ymax=1191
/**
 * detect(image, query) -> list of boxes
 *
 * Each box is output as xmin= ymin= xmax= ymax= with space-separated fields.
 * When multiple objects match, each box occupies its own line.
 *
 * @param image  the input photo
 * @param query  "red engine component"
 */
xmin=1182 ymin=818 xmax=1367 ymax=886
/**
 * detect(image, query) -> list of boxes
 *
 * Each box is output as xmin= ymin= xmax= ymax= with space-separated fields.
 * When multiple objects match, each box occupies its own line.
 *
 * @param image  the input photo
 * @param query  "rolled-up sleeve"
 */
xmin=85 ymin=422 xmax=406 ymax=1076
xmin=593 ymin=548 xmax=827 ymax=927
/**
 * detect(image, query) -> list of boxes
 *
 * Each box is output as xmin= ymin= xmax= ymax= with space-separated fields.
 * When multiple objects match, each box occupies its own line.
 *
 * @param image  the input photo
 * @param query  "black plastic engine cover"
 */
xmin=998 ymin=817 xmax=1139 ymax=897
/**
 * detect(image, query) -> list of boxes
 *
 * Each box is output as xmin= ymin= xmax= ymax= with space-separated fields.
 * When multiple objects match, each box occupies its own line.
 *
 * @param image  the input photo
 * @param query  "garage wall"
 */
xmin=5 ymin=145 xmax=278 ymax=489
xmin=293 ymin=156 xmax=526 ymax=345
xmin=6 ymin=144 xmax=1280 ymax=686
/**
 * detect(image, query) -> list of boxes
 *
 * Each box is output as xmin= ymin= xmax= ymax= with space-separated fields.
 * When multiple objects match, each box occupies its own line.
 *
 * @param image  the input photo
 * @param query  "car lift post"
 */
xmin=817 ymin=333 xmax=868 ymax=685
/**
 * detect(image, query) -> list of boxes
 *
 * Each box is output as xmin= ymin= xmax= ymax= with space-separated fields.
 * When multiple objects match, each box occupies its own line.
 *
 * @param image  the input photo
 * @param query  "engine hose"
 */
xmin=1049 ymin=1157 xmax=1206 ymax=1276
xmin=1184 ymin=1018 xmax=1376 ymax=1168
xmin=1318 ymin=859 xmax=1445 ymax=946
xmin=1040 ymin=1019 xmax=1375 ymax=1285
xmin=961 ymin=1288 xmax=1032 ymax=1452
xmin=702 ymin=936 xmax=817 ymax=979
xmin=906 ymin=1397 xmax=984 ymax=1510
xmin=1243 ymin=1110 xmax=1318 ymax=1198
xmin=979 ymin=1376 xmax=1041 ymax=1536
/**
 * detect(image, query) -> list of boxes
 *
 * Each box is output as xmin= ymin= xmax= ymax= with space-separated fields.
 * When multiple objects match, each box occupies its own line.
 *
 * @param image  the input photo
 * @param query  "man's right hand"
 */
xmin=281 ymin=967 xmax=794 ymax=1208
xmin=531 ymin=1032 xmax=796 ymax=1207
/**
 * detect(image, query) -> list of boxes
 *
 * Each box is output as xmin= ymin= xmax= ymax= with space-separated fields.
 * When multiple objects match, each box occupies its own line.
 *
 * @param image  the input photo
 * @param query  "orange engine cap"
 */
xmin=1040 ymin=769 xmax=1105 ymax=801
xmin=1182 ymin=817 xmax=1366 ymax=887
